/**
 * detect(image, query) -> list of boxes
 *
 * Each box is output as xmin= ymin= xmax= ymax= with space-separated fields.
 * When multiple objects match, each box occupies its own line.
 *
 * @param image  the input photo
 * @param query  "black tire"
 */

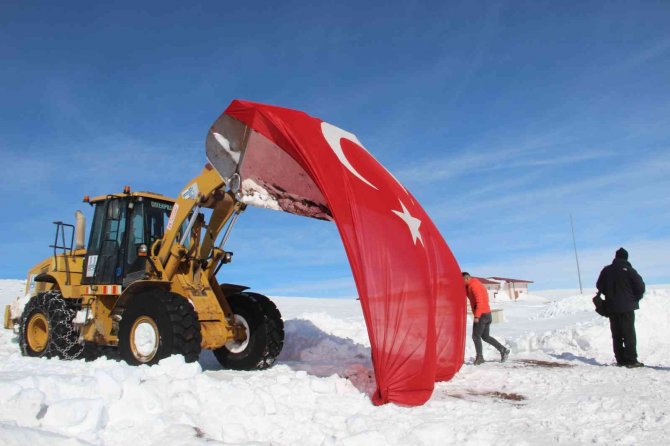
xmin=213 ymin=292 xmax=284 ymax=370
xmin=19 ymin=291 xmax=84 ymax=360
xmin=118 ymin=290 xmax=202 ymax=365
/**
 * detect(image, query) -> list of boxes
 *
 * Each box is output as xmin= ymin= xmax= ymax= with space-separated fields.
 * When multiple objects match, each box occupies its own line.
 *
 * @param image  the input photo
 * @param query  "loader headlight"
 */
xmin=137 ymin=244 xmax=148 ymax=257
xmin=222 ymin=251 xmax=233 ymax=264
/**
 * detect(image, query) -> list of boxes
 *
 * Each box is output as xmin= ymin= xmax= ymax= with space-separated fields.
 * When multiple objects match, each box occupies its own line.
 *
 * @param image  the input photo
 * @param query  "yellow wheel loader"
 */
xmin=4 ymin=164 xmax=284 ymax=368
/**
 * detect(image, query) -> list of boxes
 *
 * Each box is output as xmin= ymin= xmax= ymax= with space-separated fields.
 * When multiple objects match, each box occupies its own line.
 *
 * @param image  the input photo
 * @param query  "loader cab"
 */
xmin=81 ymin=193 xmax=177 ymax=286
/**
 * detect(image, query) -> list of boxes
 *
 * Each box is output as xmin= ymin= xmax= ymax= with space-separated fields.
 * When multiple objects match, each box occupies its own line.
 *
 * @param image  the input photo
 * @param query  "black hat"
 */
xmin=615 ymin=247 xmax=628 ymax=260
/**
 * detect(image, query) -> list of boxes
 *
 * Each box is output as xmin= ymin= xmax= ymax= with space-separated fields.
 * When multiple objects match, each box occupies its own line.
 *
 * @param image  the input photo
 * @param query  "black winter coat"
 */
xmin=596 ymin=259 xmax=645 ymax=313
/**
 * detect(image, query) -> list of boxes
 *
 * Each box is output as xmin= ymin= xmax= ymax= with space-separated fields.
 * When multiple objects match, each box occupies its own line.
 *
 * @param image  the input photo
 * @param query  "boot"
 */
xmin=500 ymin=348 xmax=510 ymax=363
xmin=625 ymin=361 xmax=644 ymax=368
xmin=474 ymin=356 xmax=485 ymax=365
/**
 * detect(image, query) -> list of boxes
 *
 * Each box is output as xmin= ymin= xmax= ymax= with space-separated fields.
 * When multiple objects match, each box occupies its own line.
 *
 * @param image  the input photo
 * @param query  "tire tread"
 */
xmin=19 ymin=291 xmax=84 ymax=360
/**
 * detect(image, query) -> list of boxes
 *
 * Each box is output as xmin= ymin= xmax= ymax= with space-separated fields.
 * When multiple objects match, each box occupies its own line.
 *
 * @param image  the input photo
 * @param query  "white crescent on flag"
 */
xmin=321 ymin=122 xmax=378 ymax=190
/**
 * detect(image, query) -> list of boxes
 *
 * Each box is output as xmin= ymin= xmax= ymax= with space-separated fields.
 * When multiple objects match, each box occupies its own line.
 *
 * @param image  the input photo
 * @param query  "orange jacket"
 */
xmin=466 ymin=277 xmax=491 ymax=318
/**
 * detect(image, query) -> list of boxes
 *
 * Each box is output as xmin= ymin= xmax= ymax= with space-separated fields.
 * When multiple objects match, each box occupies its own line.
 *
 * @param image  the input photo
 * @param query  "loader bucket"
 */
xmin=206 ymin=113 xmax=332 ymax=220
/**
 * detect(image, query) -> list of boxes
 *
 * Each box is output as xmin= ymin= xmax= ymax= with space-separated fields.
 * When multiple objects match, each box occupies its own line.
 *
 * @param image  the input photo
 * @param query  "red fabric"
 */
xmin=223 ymin=100 xmax=465 ymax=406
xmin=466 ymin=278 xmax=491 ymax=318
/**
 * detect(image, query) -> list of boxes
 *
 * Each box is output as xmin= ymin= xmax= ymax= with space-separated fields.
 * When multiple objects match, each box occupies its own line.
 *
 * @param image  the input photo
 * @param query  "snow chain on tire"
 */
xmin=246 ymin=292 xmax=284 ymax=369
xmin=19 ymin=291 xmax=84 ymax=360
xmin=213 ymin=292 xmax=284 ymax=370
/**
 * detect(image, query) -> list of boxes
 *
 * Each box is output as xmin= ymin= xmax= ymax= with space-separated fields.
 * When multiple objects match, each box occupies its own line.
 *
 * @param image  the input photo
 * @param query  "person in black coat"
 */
xmin=596 ymin=247 xmax=646 ymax=368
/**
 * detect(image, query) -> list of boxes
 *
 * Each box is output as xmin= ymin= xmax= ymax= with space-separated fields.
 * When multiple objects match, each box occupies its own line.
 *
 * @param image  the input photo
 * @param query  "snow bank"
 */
xmin=533 ymin=293 xmax=593 ymax=319
xmin=0 ymin=280 xmax=24 ymax=306
xmin=514 ymin=290 xmax=670 ymax=365
xmin=1 ymin=280 xmax=670 ymax=445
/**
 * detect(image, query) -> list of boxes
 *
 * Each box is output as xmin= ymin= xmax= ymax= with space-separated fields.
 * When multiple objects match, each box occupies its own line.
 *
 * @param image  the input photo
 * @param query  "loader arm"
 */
xmin=141 ymin=163 xmax=249 ymax=350
xmin=155 ymin=164 xmax=239 ymax=281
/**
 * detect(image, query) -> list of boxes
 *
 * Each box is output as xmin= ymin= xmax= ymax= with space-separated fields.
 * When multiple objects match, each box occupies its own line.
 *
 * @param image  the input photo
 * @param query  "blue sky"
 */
xmin=1 ymin=1 xmax=668 ymax=295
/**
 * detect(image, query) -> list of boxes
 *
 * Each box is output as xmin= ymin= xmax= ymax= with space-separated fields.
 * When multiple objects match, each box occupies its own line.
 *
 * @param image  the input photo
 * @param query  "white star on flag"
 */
xmin=391 ymin=199 xmax=424 ymax=246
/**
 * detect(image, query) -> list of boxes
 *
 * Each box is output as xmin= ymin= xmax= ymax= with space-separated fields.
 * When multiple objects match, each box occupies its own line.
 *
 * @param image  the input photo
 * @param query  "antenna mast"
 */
xmin=570 ymin=214 xmax=583 ymax=294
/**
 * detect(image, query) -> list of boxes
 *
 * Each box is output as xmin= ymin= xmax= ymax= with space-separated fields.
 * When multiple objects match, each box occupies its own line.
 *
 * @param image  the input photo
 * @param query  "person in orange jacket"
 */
xmin=463 ymin=272 xmax=510 ymax=365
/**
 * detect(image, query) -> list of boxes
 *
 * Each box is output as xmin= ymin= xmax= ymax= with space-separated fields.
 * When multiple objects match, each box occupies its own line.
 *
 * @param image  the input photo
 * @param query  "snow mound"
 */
xmin=2 ymin=280 xmax=670 ymax=445
xmin=514 ymin=291 xmax=670 ymax=365
xmin=291 ymin=311 xmax=370 ymax=347
xmin=0 ymin=280 xmax=24 ymax=306
xmin=533 ymin=293 xmax=594 ymax=319
xmin=518 ymin=293 xmax=551 ymax=303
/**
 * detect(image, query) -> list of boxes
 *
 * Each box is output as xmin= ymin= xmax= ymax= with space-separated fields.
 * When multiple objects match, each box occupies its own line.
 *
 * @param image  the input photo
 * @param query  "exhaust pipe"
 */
xmin=75 ymin=210 xmax=86 ymax=250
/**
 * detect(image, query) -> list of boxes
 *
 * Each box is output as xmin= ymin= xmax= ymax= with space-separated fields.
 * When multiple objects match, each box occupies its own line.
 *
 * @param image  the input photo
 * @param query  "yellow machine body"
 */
xmin=7 ymin=166 xmax=247 ymax=351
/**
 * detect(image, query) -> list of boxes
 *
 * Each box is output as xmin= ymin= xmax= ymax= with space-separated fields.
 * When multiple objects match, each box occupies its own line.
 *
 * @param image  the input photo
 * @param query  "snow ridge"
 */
xmin=1 ymin=280 xmax=670 ymax=445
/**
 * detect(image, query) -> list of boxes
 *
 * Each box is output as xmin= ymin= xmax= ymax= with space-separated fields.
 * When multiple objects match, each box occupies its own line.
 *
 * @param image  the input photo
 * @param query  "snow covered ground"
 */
xmin=1 ymin=279 xmax=669 ymax=445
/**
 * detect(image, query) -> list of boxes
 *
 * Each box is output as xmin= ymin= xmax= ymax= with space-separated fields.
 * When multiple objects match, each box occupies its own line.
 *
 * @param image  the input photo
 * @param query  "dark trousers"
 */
xmin=472 ymin=312 xmax=504 ymax=357
xmin=609 ymin=311 xmax=637 ymax=364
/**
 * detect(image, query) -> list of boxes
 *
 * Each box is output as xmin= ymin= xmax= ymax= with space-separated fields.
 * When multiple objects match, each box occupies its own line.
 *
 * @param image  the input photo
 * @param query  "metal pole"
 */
xmin=217 ymin=210 xmax=242 ymax=251
xmin=570 ymin=214 xmax=583 ymax=294
xmin=180 ymin=205 xmax=201 ymax=247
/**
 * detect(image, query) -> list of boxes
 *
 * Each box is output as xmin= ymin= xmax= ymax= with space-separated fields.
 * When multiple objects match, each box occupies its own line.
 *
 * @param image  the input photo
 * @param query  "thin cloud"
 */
xmin=430 ymin=150 xmax=669 ymax=222
xmin=398 ymin=146 xmax=613 ymax=184
xmin=615 ymin=36 xmax=670 ymax=72
xmin=265 ymin=277 xmax=356 ymax=297
xmin=464 ymin=238 xmax=670 ymax=289
xmin=504 ymin=150 xmax=614 ymax=168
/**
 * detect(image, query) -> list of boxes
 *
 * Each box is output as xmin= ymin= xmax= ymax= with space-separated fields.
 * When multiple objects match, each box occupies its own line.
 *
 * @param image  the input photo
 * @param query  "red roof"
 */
xmin=489 ymin=276 xmax=534 ymax=284
xmin=474 ymin=277 xmax=500 ymax=285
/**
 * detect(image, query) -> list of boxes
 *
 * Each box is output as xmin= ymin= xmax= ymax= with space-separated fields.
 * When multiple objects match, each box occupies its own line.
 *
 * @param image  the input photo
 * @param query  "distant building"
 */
xmin=489 ymin=277 xmax=534 ymax=301
xmin=474 ymin=277 xmax=501 ymax=293
xmin=472 ymin=276 xmax=534 ymax=301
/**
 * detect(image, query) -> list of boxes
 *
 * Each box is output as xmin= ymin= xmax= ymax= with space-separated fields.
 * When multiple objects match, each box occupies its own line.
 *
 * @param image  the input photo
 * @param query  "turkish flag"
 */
xmin=214 ymin=100 xmax=465 ymax=406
